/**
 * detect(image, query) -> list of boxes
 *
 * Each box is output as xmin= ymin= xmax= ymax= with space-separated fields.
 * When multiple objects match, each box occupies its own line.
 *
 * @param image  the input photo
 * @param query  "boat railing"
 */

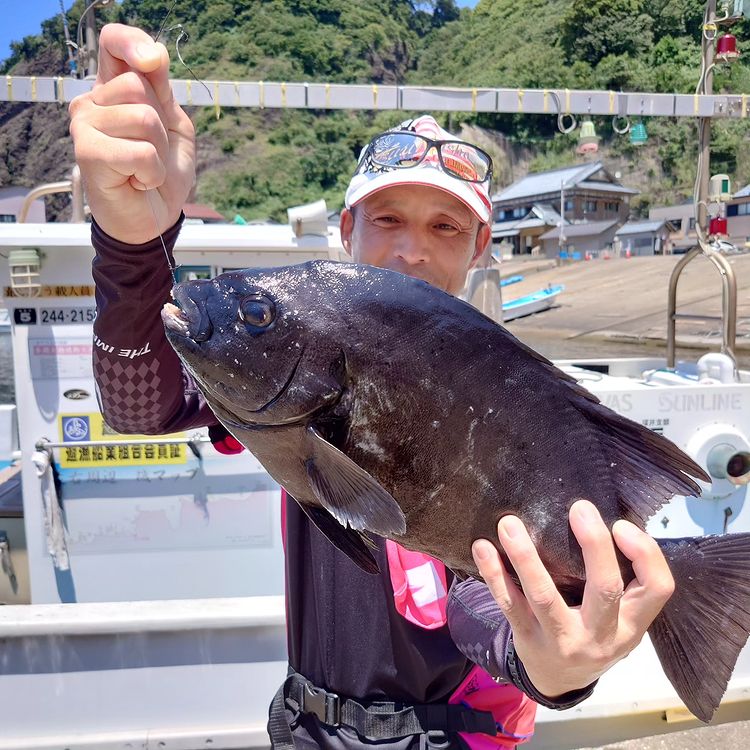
xmin=34 ymin=433 xmax=211 ymax=451
xmin=667 ymin=245 xmax=737 ymax=369
xmin=17 ymin=164 xmax=85 ymax=223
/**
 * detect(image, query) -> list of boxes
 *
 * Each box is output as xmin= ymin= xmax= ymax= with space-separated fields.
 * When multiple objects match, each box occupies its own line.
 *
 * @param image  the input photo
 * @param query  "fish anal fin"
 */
xmin=649 ymin=533 xmax=750 ymax=722
xmin=301 ymin=503 xmax=380 ymax=575
xmin=305 ymin=425 xmax=406 ymax=537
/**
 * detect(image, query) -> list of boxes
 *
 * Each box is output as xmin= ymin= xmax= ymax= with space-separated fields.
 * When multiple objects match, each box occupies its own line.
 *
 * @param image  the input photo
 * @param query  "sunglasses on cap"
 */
xmin=359 ymin=130 xmax=493 ymax=184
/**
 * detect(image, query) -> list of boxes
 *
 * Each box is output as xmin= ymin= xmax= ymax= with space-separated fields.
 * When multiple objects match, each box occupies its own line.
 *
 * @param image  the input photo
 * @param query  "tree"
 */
xmin=560 ymin=0 xmax=654 ymax=65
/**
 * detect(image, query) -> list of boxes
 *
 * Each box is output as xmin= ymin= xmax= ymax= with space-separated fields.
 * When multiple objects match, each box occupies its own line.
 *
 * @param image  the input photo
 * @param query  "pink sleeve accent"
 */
xmin=385 ymin=540 xmax=448 ymax=630
xmin=450 ymin=666 xmax=537 ymax=749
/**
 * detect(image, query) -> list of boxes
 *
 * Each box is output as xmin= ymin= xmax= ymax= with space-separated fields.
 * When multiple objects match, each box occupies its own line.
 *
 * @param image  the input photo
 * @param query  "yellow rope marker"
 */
xmin=565 ymin=88 xmax=571 ymax=113
xmin=186 ymin=79 xmax=192 ymax=105
xmin=31 ymin=76 xmax=37 ymax=101
xmin=694 ymin=93 xmax=699 ymax=115
xmin=214 ymin=81 xmax=220 ymax=119
xmin=325 ymin=82 xmax=330 ymax=109
xmin=57 ymin=76 xmax=64 ymax=105
xmin=259 ymin=81 xmax=264 ymax=109
xmin=609 ymin=90 xmax=615 ymax=113
xmin=281 ymin=82 xmax=287 ymax=107
xmin=517 ymin=89 xmax=524 ymax=113
xmin=543 ymin=90 xmax=549 ymax=113
xmin=742 ymin=93 xmax=747 ymax=118
xmin=373 ymin=84 xmax=378 ymax=110
xmin=471 ymin=88 xmax=477 ymax=112
xmin=6 ymin=75 xmax=11 ymax=102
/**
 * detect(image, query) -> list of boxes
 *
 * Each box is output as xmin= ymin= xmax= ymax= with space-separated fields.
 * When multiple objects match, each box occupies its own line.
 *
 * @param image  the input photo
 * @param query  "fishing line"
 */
xmin=145 ymin=1 xmax=214 ymax=290
xmin=145 ymin=189 xmax=179 ymax=286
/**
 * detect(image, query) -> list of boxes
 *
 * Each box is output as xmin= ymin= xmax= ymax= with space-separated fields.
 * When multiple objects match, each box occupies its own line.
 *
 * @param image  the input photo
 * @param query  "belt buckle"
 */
xmin=302 ymin=683 xmax=340 ymax=726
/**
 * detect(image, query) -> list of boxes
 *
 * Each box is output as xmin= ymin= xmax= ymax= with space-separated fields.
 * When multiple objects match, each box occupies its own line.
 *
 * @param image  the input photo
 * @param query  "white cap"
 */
xmin=344 ymin=115 xmax=492 ymax=224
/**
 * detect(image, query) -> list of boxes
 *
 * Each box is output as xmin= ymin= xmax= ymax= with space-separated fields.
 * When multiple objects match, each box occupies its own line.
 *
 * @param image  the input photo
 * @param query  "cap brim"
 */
xmin=345 ymin=168 xmax=491 ymax=224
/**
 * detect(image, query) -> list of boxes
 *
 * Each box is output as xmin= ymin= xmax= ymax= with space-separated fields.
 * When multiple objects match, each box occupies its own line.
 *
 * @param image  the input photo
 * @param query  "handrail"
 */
xmin=17 ymin=165 xmax=85 ymax=223
xmin=35 ymin=434 xmax=210 ymax=450
xmin=2 ymin=75 xmax=750 ymax=118
xmin=666 ymin=245 xmax=737 ymax=368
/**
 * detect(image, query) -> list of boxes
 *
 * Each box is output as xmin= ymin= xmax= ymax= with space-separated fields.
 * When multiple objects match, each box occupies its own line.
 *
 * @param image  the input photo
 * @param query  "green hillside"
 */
xmin=2 ymin=0 xmax=750 ymax=222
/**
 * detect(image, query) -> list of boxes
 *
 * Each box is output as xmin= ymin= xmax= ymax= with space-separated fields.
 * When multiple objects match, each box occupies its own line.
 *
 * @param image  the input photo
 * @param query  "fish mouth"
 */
xmin=208 ymin=346 xmax=308 ymax=427
xmin=162 ymin=284 xmax=214 ymax=342
xmin=252 ymin=345 xmax=306 ymax=414
xmin=162 ymin=302 xmax=192 ymax=337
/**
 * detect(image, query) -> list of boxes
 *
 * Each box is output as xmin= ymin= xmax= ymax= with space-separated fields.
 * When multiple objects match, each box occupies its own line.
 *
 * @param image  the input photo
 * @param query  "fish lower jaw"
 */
xmin=161 ymin=303 xmax=192 ymax=336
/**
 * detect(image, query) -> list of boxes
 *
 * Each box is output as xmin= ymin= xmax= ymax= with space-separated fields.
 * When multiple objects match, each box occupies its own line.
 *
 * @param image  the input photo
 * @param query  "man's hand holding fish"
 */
xmin=473 ymin=499 xmax=675 ymax=699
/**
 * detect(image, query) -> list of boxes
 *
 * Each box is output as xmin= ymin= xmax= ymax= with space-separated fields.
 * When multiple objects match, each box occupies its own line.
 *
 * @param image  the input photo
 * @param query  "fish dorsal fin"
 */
xmin=305 ymin=425 xmax=407 ymax=537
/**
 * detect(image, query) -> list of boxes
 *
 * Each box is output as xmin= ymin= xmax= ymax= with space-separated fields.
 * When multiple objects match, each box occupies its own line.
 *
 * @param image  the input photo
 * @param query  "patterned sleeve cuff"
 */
xmin=505 ymin=636 xmax=597 ymax=710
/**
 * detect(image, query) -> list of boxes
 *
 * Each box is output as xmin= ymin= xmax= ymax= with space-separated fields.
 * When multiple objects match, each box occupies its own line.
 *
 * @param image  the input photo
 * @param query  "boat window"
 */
xmin=176 ymin=266 xmax=213 ymax=282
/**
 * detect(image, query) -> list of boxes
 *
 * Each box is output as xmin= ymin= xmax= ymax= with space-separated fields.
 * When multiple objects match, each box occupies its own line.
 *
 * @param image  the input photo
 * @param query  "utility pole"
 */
xmin=59 ymin=1 xmax=77 ymax=77
xmin=697 ymin=0 xmax=717 ymax=235
xmin=84 ymin=2 xmax=98 ymax=78
xmin=558 ymin=180 xmax=566 ymax=259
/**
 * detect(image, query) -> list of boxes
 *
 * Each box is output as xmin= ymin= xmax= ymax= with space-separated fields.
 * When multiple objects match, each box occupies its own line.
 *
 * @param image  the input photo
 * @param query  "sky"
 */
xmin=2 ymin=1 xmax=479 ymax=65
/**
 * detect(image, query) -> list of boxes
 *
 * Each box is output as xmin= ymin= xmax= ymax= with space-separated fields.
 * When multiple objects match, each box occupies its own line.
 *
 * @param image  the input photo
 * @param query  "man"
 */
xmin=70 ymin=23 xmax=676 ymax=750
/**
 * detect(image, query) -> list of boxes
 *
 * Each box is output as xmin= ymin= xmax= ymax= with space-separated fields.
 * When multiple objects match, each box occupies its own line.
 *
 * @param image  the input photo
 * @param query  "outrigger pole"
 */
xmin=667 ymin=0 xmax=738 ymax=369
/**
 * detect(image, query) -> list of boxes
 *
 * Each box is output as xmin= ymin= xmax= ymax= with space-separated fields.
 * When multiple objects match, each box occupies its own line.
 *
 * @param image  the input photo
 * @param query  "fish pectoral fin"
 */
xmin=305 ymin=425 xmax=407 ymax=537
xmin=301 ymin=504 xmax=380 ymax=575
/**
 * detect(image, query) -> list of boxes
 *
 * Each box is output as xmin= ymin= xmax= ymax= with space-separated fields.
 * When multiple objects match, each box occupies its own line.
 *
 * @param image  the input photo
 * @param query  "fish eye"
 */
xmin=239 ymin=295 xmax=275 ymax=328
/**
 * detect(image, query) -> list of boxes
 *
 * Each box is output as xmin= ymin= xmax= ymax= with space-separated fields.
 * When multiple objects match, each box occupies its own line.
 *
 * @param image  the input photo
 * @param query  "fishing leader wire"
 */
xmin=145 ymin=2 xmax=214 ymax=290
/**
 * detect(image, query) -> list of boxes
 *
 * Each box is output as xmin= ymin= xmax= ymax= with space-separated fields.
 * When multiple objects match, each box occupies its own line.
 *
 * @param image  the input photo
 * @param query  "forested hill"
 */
xmin=3 ymin=0 xmax=750 ymax=222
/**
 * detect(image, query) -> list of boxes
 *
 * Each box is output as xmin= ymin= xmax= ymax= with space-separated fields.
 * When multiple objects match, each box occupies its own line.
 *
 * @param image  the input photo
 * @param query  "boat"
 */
xmin=0 ymin=213 xmax=345 ymax=749
xmin=500 ymin=274 xmax=524 ymax=287
xmin=502 ymin=284 xmax=564 ymax=321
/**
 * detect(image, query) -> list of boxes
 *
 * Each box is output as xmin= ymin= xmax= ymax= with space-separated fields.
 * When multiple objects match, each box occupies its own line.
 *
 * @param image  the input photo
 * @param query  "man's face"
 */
xmin=339 ymin=185 xmax=490 ymax=295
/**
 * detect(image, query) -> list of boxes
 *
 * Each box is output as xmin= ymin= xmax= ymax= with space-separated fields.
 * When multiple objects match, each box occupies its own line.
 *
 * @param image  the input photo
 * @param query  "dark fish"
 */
xmin=162 ymin=260 xmax=750 ymax=722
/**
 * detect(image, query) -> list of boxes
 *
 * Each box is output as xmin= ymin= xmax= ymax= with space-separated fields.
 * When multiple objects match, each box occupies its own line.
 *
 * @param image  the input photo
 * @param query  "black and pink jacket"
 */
xmin=90 ymin=216 xmax=594 ymax=749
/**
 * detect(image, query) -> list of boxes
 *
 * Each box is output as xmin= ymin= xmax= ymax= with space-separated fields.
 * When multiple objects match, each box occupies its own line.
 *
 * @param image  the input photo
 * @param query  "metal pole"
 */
xmin=84 ymin=4 xmax=98 ymax=78
xmin=559 ymin=180 xmax=565 ymax=259
xmin=58 ymin=0 xmax=77 ymax=77
xmin=697 ymin=0 xmax=717 ymax=233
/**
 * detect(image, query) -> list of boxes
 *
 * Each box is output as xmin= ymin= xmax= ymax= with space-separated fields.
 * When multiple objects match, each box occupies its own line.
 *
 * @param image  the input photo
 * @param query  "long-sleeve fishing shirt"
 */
xmin=90 ymin=215 xmax=594 ymax=746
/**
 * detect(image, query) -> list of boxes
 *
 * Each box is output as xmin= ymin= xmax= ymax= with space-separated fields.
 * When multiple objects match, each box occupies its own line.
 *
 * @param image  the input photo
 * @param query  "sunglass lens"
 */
xmin=370 ymin=133 xmax=428 ymax=168
xmin=441 ymin=143 xmax=490 ymax=182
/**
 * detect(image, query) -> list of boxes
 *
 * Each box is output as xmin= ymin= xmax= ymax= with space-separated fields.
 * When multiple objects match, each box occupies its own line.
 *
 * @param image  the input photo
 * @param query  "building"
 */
xmin=726 ymin=184 xmax=750 ymax=248
xmin=614 ymin=219 xmax=675 ymax=256
xmin=183 ymin=203 xmax=227 ymax=224
xmin=0 ymin=187 xmax=46 ymax=223
xmin=648 ymin=203 xmax=696 ymax=253
xmin=491 ymin=161 xmax=638 ymax=257
xmin=538 ymin=220 xmax=620 ymax=259
xmin=650 ymin=186 xmax=750 ymax=253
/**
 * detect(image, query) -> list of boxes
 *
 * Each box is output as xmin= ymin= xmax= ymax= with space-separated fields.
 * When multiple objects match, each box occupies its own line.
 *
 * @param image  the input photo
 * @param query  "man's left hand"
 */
xmin=472 ymin=499 xmax=675 ymax=699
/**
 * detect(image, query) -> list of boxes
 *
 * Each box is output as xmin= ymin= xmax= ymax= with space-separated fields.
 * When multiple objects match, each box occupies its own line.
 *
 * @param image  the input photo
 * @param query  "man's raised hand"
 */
xmin=69 ymin=24 xmax=196 ymax=245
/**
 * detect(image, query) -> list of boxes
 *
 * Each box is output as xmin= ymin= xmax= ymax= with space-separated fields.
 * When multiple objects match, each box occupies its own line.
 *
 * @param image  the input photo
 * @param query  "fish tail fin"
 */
xmin=648 ymin=533 xmax=750 ymax=722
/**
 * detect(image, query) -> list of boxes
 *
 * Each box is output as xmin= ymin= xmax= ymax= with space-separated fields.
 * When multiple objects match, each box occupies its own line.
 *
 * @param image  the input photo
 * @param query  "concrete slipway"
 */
xmin=499 ymin=252 xmax=750 ymax=359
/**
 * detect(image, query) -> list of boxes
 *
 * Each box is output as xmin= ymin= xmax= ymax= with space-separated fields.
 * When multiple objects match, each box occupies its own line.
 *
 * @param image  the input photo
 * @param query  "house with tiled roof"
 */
xmin=491 ymin=162 xmax=638 ymax=258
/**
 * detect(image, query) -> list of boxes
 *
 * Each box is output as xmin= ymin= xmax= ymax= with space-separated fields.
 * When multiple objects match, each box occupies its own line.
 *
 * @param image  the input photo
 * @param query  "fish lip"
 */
xmin=209 ymin=346 xmax=343 ymax=429
xmin=165 ymin=285 xmax=214 ymax=342
xmin=252 ymin=345 xmax=306 ymax=414
xmin=161 ymin=303 xmax=192 ymax=337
